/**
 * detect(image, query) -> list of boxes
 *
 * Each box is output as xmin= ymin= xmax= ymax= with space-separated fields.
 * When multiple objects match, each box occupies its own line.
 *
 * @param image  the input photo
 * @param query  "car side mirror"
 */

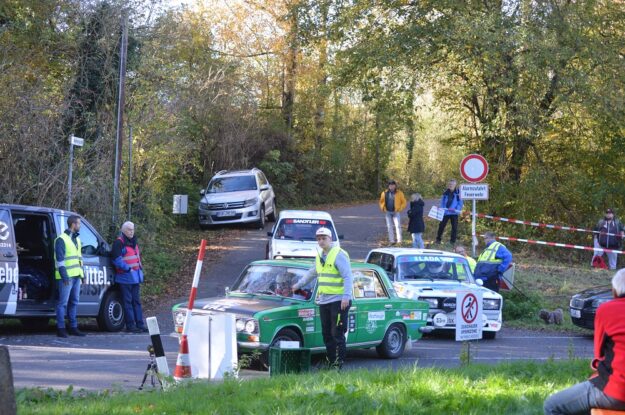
xmin=267 ymin=232 xmax=273 ymax=237
xmin=338 ymin=234 xmax=344 ymax=240
xmin=260 ymin=184 xmax=269 ymax=191
xmin=98 ymin=241 xmax=110 ymax=255
xmin=200 ymin=189 xmax=205 ymax=195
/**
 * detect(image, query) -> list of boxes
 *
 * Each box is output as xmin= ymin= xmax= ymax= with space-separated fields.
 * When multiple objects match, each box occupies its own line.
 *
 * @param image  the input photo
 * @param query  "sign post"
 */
xmin=67 ymin=134 xmax=84 ymax=211
xmin=455 ymin=290 xmax=483 ymax=341
xmin=459 ymin=154 xmax=489 ymax=257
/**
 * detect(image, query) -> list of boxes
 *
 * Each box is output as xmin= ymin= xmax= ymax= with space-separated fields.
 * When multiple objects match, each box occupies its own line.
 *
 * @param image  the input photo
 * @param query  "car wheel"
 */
xmin=255 ymin=206 xmax=266 ymax=229
xmin=483 ymin=330 xmax=497 ymax=340
xmin=267 ymin=200 xmax=277 ymax=222
xmin=97 ymin=290 xmax=125 ymax=332
xmin=376 ymin=323 xmax=406 ymax=359
xmin=20 ymin=317 xmax=50 ymax=331
xmin=260 ymin=328 xmax=301 ymax=370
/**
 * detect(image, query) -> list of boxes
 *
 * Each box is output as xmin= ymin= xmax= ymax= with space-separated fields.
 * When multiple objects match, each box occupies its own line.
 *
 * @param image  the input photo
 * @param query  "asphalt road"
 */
xmin=1 ymin=202 xmax=594 ymax=390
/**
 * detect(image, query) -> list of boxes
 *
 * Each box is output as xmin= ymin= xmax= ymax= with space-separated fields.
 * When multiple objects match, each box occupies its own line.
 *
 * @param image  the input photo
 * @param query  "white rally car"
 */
xmin=366 ymin=248 xmax=503 ymax=339
xmin=266 ymin=210 xmax=342 ymax=259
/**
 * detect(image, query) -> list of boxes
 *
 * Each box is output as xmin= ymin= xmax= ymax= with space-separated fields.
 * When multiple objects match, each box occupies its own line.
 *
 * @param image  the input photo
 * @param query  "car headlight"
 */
xmin=243 ymin=197 xmax=259 ymax=207
xmin=483 ymin=299 xmax=501 ymax=310
xmin=592 ymin=298 xmax=611 ymax=308
xmin=245 ymin=320 xmax=257 ymax=334
xmin=419 ymin=297 xmax=438 ymax=309
xmin=236 ymin=319 xmax=246 ymax=332
xmin=199 ymin=202 xmax=210 ymax=210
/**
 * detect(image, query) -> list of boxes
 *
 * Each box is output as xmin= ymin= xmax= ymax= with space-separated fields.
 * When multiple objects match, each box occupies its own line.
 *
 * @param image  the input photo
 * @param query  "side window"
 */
xmin=58 ymin=215 xmax=99 ymax=256
xmin=257 ymin=173 xmax=268 ymax=187
xmin=379 ymin=254 xmax=394 ymax=273
xmin=367 ymin=252 xmax=383 ymax=266
xmin=260 ymin=172 xmax=269 ymax=186
xmin=352 ymin=270 xmax=388 ymax=299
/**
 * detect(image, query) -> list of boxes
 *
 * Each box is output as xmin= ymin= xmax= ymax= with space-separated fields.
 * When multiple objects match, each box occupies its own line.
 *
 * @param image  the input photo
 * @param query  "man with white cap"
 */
xmin=293 ymin=227 xmax=353 ymax=369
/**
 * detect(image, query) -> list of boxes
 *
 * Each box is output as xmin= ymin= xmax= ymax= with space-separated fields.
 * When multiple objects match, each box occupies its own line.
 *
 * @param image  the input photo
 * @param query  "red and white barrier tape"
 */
xmin=492 ymin=235 xmax=625 ymax=255
xmin=473 ymin=212 xmax=620 ymax=237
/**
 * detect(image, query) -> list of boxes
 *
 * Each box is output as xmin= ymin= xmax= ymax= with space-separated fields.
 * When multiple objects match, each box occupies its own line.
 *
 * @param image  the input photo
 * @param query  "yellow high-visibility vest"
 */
xmin=316 ymin=247 xmax=349 ymax=295
xmin=54 ymin=233 xmax=84 ymax=279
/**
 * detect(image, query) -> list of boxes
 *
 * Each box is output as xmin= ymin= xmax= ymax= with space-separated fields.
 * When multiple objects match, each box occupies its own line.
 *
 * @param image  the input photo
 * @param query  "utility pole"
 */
xmin=127 ymin=125 xmax=132 ymax=221
xmin=112 ymin=10 xmax=128 ymax=228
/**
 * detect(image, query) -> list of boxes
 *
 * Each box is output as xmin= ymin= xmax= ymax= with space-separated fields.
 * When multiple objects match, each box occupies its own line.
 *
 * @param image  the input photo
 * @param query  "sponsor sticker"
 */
xmin=306 ymin=326 xmax=315 ymax=332
xmin=365 ymin=320 xmax=377 ymax=334
xmin=285 ymin=219 xmax=327 ymax=225
xmin=368 ymin=311 xmax=385 ymax=321
xmin=298 ymin=308 xmax=315 ymax=318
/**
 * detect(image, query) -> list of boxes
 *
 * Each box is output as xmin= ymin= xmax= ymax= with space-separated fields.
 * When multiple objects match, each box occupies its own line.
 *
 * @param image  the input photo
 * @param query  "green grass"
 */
xmin=17 ymin=360 xmax=588 ymax=414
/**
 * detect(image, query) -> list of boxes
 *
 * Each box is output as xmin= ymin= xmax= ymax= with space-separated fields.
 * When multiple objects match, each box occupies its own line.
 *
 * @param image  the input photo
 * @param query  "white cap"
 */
xmin=315 ymin=227 xmax=332 ymax=238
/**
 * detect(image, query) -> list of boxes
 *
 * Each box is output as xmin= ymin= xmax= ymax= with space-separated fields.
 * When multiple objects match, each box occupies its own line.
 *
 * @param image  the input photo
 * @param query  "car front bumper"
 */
xmin=198 ymin=203 xmax=261 ymax=225
xmin=425 ymin=309 xmax=503 ymax=333
xmin=569 ymin=307 xmax=595 ymax=330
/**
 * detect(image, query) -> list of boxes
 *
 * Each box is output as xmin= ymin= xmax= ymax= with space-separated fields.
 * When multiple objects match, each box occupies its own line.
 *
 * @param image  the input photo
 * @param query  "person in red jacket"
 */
xmin=544 ymin=269 xmax=625 ymax=414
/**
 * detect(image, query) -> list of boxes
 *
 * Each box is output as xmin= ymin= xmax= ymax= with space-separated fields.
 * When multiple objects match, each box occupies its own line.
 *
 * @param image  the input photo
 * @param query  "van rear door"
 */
xmin=0 ymin=208 xmax=19 ymax=314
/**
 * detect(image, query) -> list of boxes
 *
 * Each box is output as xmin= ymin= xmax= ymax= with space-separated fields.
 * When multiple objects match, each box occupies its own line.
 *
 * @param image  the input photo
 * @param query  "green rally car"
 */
xmin=172 ymin=259 xmax=430 ymax=360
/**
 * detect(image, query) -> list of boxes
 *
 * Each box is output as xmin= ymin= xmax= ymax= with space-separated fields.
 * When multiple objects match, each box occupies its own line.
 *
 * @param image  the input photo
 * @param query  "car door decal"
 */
xmin=0 ymin=209 xmax=18 ymax=315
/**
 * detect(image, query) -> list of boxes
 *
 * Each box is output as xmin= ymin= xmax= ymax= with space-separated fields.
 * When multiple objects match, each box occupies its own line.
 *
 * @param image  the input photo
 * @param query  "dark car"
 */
xmin=569 ymin=285 xmax=613 ymax=330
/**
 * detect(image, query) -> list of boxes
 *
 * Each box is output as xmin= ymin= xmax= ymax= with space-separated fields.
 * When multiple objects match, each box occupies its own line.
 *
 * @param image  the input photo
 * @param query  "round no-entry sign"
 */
xmin=460 ymin=154 xmax=489 ymax=183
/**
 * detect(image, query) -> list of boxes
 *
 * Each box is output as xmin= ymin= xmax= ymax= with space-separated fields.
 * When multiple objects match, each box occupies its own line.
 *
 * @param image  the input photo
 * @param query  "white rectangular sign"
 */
xmin=455 ymin=290 xmax=483 ymax=341
xmin=173 ymin=194 xmax=188 ymax=214
xmin=460 ymin=184 xmax=489 ymax=200
xmin=427 ymin=205 xmax=444 ymax=221
xmin=70 ymin=135 xmax=84 ymax=147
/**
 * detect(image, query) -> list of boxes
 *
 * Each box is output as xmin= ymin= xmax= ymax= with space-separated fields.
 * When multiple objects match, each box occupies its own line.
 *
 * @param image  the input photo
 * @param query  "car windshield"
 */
xmin=232 ymin=265 xmax=314 ymax=300
xmin=207 ymin=176 xmax=257 ymax=193
xmin=396 ymin=255 xmax=474 ymax=282
xmin=273 ymin=218 xmax=337 ymax=241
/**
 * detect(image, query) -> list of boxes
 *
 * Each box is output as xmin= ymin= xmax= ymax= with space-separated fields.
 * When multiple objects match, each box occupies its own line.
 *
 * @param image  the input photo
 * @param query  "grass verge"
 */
xmin=17 ymin=359 xmax=588 ymax=414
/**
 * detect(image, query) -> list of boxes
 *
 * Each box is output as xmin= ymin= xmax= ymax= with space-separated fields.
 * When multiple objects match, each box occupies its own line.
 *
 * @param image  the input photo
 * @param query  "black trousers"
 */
xmin=482 ymin=276 xmax=500 ymax=293
xmin=436 ymin=215 xmax=458 ymax=244
xmin=318 ymin=300 xmax=351 ymax=365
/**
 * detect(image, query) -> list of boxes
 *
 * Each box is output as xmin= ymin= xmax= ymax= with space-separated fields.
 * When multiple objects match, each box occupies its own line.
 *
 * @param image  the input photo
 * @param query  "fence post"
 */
xmin=0 ymin=346 xmax=17 ymax=415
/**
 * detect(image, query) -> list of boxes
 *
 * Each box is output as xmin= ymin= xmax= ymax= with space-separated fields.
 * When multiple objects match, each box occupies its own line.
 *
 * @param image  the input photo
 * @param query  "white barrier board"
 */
xmin=187 ymin=313 xmax=237 ymax=379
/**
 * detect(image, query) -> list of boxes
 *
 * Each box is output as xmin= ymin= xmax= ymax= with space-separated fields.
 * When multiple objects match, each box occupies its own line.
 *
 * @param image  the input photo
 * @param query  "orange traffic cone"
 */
xmin=173 ymin=335 xmax=192 ymax=381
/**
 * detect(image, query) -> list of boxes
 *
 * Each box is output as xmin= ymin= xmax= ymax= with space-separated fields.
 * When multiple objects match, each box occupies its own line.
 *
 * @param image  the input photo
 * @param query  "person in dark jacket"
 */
xmin=593 ymin=208 xmax=624 ymax=270
xmin=544 ymin=269 xmax=625 ymax=414
xmin=407 ymin=193 xmax=425 ymax=249
xmin=111 ymin=221 xmax=147 ymax=333
xmin=435 ymin=179 xmax=463 ymax=244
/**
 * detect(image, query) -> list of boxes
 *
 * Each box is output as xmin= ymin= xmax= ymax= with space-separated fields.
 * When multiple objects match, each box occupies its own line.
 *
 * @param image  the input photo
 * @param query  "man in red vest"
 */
xmin=112 ymin=221 xmax=147 ymax=333
xmin=544 ymin=269 xmax=625 ymax=414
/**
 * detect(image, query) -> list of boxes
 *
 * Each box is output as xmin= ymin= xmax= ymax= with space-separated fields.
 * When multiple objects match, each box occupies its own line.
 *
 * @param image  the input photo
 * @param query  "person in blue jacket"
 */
xmin=473 ymin=232 xmax=513 ymax=292
xmin=436 ymin=179 xmax=463 ymax=244
xmin=111 ymin=221 xmax=147 ymax=333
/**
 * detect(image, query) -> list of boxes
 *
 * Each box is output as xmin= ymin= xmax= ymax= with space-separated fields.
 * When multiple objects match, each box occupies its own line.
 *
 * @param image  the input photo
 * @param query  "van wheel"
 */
xmin=260 ymin=328 xmax=301 ymax=370
xmin=97 ymin=290 xmax=124 ymax=332
xmin=267 ymin=200 xmax=277 ymax=222
xmin=376 ymin=324 xmax=406 ymax=359
xmin=20 ymin=317 xmax=50 ymax=331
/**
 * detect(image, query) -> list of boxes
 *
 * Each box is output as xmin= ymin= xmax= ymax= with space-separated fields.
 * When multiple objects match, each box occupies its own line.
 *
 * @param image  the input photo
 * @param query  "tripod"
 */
xmin=139 ymin=345 xmax=163 ymax=390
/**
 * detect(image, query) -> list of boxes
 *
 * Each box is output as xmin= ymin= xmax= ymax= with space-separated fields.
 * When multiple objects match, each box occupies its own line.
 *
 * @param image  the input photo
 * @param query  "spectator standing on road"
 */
xmin=407 ymin=193 xmax=425 ymax=249
xmin=54 ymin=215 xmax=86 ymax=338
xmin=435 ymin=179 xmax=463 ymax=245
xmin=544 ymin=269 xmax=625 ymax=414
xmin=293 ymin=227 xmax=353 ymax=369
xmin=378 ymin=180 xmax=407 ymax=245
xmin=112 ymin=221 xmax=147 ymax=333
xmin=473 ymin=232 xmax=512 ymax=293
xmin=594 ymin=208 xmax=624 ymax=270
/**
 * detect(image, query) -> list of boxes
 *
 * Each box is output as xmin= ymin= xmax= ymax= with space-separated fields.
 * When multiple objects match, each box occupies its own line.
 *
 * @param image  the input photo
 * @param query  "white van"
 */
xmin=266 ymin=210 xmax=342 ymax=259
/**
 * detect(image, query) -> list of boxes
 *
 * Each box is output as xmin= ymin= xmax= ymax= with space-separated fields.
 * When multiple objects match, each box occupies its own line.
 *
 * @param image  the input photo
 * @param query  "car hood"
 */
xmin=573 ymin=285 xmax=612 ymax=300
xmin=201 ymin=190 xmax=258 ymax=204
xmin=395 ymin=280 xmax=501 ymax=299
xmin=179 ymin=296 xmax=299 ymax=317
xmin=272 ymin=240 xmax=319 ymax=258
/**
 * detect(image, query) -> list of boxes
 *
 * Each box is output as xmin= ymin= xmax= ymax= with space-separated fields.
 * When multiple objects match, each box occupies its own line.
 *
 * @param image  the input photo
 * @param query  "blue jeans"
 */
xmin=544 ymin=380 xmax=625 ymax=414
xmin=412 ymin=233 xmax=424 ymax=249
xmin=56 ymin=278 xmax=81 ymax=329
xmin=119 ymin=283 xmax=145 ymax=329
